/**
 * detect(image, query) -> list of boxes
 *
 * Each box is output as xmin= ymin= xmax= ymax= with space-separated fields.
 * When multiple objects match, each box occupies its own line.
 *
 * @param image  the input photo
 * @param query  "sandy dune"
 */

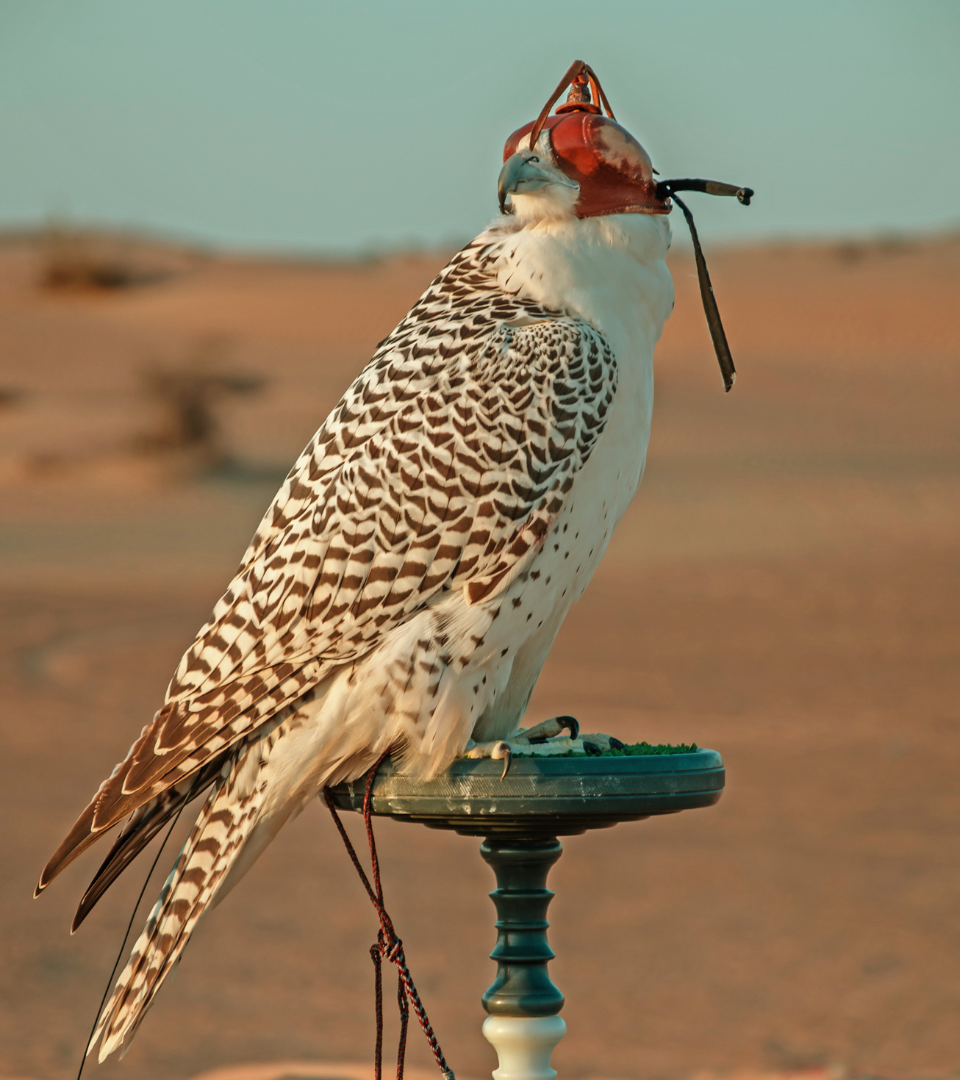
xmin=0 ymin=230 xmax=958 ymax=1080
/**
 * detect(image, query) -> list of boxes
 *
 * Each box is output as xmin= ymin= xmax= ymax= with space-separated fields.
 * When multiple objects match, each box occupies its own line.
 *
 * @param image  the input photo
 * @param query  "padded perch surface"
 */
xmin=327 ymin=748 xmax=724 ymax=836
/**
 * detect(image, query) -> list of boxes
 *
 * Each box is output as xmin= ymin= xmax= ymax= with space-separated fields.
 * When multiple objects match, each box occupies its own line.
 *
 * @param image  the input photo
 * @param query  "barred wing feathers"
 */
xmin=37 ymin=237 xmax=618 ymax=895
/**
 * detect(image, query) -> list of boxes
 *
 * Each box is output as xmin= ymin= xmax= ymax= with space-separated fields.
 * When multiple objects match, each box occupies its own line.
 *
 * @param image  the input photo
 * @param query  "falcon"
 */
xmin=36 ymin=61 xmax=750 ymax=1061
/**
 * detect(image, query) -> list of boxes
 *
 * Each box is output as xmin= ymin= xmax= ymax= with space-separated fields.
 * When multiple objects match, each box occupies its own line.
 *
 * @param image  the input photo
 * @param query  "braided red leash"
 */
xmin=323 ymin=753 xmax=454 ymax=1080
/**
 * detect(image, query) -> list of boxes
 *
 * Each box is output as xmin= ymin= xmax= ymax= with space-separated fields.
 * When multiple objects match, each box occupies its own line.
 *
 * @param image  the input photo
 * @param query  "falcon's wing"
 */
xmin=38 ymin=240 xmax=618 ymax=890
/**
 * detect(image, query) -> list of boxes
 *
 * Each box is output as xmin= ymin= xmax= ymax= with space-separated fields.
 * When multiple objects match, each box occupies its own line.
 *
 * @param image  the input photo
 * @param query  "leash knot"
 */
xmin=381 ymin=934 xmax=404 ymax=964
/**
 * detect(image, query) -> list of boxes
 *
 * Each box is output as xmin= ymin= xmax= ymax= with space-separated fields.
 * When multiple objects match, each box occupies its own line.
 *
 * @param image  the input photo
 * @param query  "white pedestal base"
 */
xmin=482 ymin=1015 xmax=567 ymax=1080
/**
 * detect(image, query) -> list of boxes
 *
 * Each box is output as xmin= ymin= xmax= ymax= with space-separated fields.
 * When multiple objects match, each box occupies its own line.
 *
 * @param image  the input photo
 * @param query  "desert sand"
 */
xmin=0 ymin=229 xmax=958 ymax=1080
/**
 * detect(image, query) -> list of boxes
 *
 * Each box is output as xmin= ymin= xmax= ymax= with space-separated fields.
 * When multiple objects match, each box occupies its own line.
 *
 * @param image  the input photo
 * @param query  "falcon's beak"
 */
xmin=498 ymin=151 xmax=577 ymax=214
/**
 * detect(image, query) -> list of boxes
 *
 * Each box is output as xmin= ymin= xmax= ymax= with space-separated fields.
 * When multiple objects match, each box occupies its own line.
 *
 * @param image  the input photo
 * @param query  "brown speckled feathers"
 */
xmin=39 ymin=231 xmax=618 ymax=899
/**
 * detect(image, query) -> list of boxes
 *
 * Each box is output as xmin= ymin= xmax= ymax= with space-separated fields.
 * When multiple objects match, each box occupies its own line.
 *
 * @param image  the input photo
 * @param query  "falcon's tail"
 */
xmin=90 ymin=747 xmax=269 ymax=1062
xmin=71 ymin=763 xmax=222 ymax=933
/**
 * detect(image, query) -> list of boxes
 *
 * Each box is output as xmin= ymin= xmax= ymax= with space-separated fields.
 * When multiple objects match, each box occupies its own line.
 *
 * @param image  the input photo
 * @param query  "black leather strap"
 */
xmin=656 ymin=178 xmax=754 ymax=392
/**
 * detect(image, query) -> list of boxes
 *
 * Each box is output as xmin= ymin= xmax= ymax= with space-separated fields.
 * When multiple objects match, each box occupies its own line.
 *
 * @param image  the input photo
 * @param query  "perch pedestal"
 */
xmin=329 ymin=748 xmax=724 ymax=1080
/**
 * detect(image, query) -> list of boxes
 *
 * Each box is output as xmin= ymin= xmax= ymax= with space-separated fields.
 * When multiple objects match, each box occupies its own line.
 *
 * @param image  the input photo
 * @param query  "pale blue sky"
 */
xmin=1 ymin=1 xmax=957 ymax=253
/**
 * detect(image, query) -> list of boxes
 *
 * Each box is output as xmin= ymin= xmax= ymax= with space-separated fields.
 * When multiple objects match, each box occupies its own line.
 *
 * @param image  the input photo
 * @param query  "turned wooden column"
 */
xmin=480 ymin=836 xmax=566 ymax=1080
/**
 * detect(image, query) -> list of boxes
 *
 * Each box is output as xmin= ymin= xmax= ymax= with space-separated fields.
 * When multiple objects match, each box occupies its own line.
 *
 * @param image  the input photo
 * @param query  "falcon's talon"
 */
xmin=493 ymin=742 xmax=512 ymax=781
xmin=557 ymin=715 xmax=579 ymax=740
xmin=582 ymin=741 xmax=602 ymax=756
xmin=464 ymin=738 xmax=515 ymax=778
xmin=578 ymin=732 xmax=626 ymax=753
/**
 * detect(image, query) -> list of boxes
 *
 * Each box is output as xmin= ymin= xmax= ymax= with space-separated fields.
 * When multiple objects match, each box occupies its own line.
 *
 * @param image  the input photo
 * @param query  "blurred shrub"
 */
xmin=38 ymin=222 xmax=170 ymax=291
xmin=134 ymin=336 xmax=265 ymax=472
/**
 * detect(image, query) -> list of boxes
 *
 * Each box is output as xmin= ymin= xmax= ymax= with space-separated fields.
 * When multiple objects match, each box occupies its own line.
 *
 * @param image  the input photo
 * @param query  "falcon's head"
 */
xmin=498 ymin=61 xmax=669 ymax=226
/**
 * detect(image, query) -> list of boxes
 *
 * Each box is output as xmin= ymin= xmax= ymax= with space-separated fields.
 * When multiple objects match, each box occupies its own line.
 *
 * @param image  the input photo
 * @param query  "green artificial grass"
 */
xmin=510 ymin=740 xmax=699 ymax=758
xmin=602 ymin=741 xmax=699 ymax=756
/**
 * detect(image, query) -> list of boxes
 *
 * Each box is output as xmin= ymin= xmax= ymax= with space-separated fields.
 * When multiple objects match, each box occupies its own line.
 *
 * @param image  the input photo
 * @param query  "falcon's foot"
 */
xmin=464 ymin=716 xmax=625 ymax=778
xmin=517 ymin=715 xmax=580 ymax=742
